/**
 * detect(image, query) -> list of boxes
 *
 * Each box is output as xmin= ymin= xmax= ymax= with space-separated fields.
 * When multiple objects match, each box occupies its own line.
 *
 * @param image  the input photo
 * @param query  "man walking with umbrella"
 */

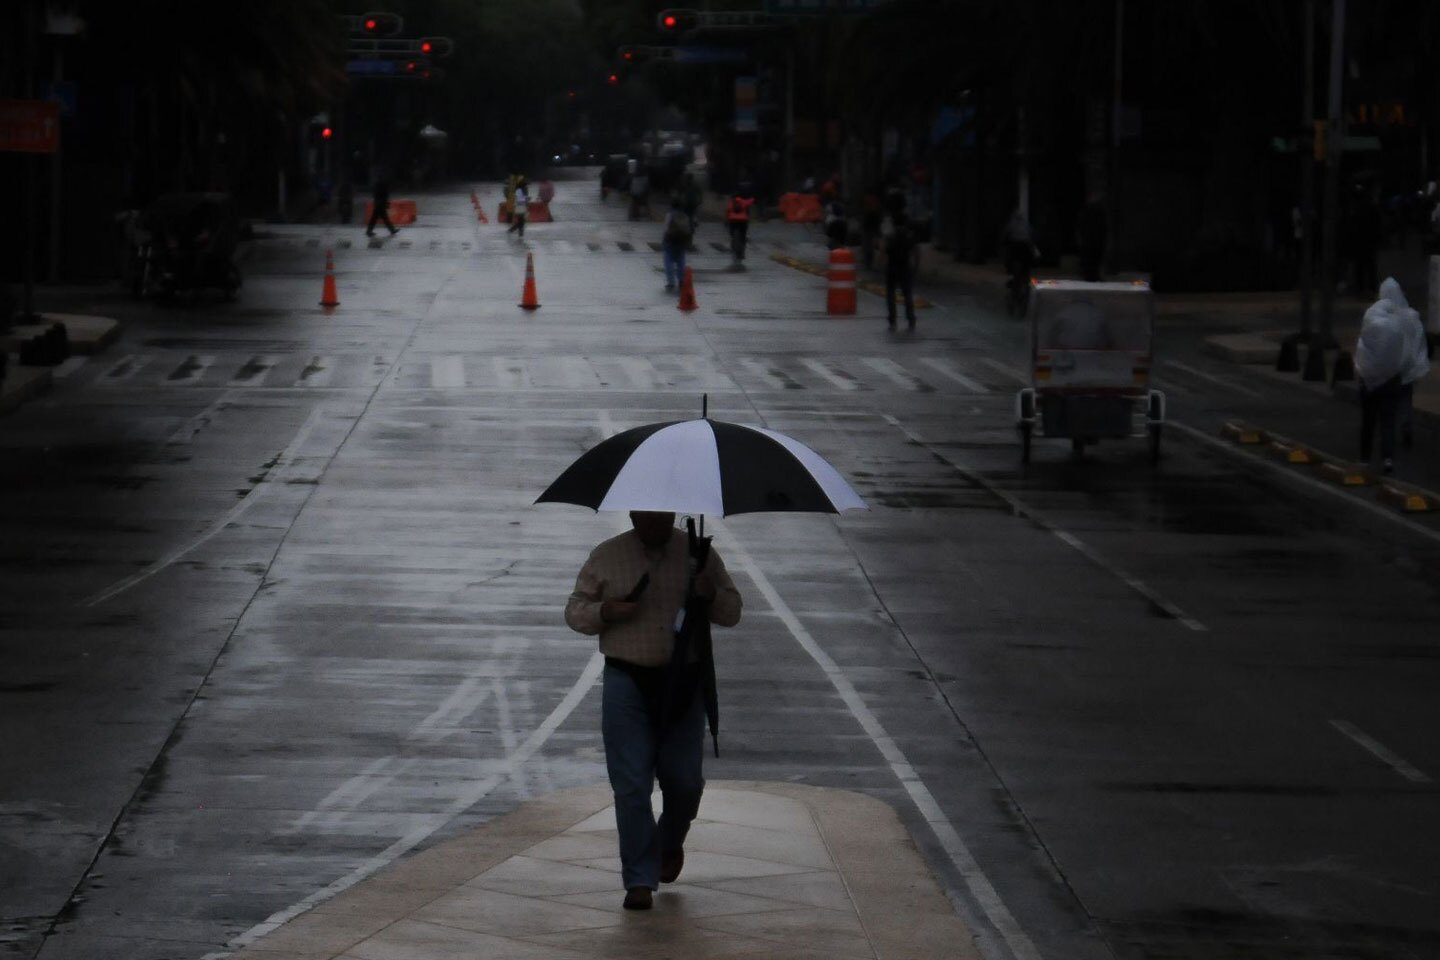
xmin=565 ymin=510 xmax=742 ymax=911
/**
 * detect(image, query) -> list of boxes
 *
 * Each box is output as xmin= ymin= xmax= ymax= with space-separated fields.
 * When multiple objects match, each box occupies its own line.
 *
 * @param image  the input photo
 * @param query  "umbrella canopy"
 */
xmin=535 ymin=418 xmax=866 ymax=516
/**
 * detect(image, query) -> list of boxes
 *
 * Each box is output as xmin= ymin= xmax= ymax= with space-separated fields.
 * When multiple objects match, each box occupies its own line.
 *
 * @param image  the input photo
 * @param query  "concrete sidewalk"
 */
xmin=0 ymin=312 xmax=121 ymax=415
xmin=225 ymin=781 xmax=976 ymax=960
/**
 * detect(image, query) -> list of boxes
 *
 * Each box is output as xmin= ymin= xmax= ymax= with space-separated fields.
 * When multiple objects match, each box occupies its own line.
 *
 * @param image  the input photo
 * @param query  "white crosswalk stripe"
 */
xmin=430 ymin=355 xmax=466 ymax=389
xmin=166 ymin=355 xmax=216 ymax=384
xmin=864 ymin=357 xmax=932 ymax=392
xmin=296 ymin=356 xmax=334 ymax=387
xmin=801 ymin=357 xmax=864 ymax=391
xmin=228 ymin=355 xmax=280 ymax=387
xmin=919 ymin=357 xmax=989 ymax=393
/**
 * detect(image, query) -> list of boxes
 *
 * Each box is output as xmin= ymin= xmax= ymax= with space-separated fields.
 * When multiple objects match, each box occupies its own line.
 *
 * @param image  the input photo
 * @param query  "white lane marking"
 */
xmin=166 ymin=354 xmax=215 ymax=384
xmin=558 ymin=356 xmax=600 ymax=390
xmin=52 ymin=356 xmax=87 ymax=379
xmin=1163 ymin=360 xmax=1263 ymax=399
xmin=228 ymin=354 xmax=279 ymax=387
xmin=287 ymin=675 xmax=498 ymax=834
xmin=721 ymin=534 xmax=1044 ymax=960
xmin=1330 ymin=720 xmax=1432 ymax=783
xmin=801 ymin=357 xmax=862 ymax=391
xmin=102 ymin=354 xmax=150 ymax=381
xmin=82 ymin=405 xmax=326 ymax=607
xmin=617 ymin=356 xmax=653 ymax=389
xmin=430 ymin=354 xmax=466 ymax=389
xmin=980 ymin=357 xmax=1028 ymax=384
xmin=296 ymin=356 xmax=334 ymax=388
xmin=884 ymin=414 xmax=1207 ymax=632
xmin=863 ymin=357 xmax=929 ymax=391
xmin=209 ymin=652 xmax=606 ymax=959
xmin=737 ymin=357 xmax=790 ymax=390
xmin=166 ymin=395 xmax=231 ymax=446
xmin=491 ymin=357 xmax=527 ymax=390
xmin=919 ymin=357 xmax=989 ymax=393
xmin=1169 ymin=421 xmax=1440 ymax=548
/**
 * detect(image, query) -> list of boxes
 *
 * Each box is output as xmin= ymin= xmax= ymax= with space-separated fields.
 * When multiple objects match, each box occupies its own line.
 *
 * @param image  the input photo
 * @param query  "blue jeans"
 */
xmin=601 ymin=662 xmax=705 ymax=890
xmin=663 ymin=242 xmax=687 ymax=288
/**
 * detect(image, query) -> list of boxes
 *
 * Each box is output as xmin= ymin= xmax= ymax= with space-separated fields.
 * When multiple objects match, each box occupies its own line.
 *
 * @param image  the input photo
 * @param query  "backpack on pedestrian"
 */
xmin=665 ymin=211 xmax=693 ymax=246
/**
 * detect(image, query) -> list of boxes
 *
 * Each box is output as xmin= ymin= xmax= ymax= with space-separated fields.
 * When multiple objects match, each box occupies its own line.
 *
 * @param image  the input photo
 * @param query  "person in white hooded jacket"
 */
xmin=1354 ymin=277 xmax=1429 ymax=472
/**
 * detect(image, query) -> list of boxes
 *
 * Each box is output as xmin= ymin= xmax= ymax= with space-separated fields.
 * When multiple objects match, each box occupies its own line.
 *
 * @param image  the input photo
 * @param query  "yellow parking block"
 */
xmin=1319 ymin=462 xmax=1370 ymax=486
xmin=1221 ymin=420 xmax=1267 ymax=445
xmin=1269 ymin=440 xmax=1315 ymax=465
xmin=1379 ymin=483 xmax=1434 ymax=513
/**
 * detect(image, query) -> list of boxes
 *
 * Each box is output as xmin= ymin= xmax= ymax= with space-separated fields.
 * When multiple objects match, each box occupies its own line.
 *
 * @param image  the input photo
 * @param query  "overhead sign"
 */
xmin=764 ymin=0 xmax=887 ymax=12
xmin=674 ymin=46 xmax=748 ymax=64
xmin=0 ymin=99 xmax=60 ymax=153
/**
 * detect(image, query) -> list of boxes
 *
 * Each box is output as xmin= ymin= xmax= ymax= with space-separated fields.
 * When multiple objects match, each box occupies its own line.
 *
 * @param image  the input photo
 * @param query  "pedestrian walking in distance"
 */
xmin=883 ymin=210 xmax=918 ymax=329
xmin=507 ymin=176 xmax=529 ymax=239
xmin=725 ymin=191 xmax=753 ymax=267
xmin=565 ymin=511 xmax=743 ymax=911
xmin=662 ymin=198 xmax=693 ymax=292
xmin=1355 ymin=277 xmax=1430 ymax=473
xmin=365 ymin=172 xmax=398 ymax=238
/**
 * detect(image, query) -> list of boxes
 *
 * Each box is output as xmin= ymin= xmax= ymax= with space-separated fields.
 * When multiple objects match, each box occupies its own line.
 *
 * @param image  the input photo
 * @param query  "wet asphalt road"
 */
xmin=2 ymin=170 xmax=1439 ymax=960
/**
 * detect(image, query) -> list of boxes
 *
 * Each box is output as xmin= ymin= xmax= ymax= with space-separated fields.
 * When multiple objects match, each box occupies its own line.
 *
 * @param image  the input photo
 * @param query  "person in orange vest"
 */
xmin=725 ymin=192 xmax=754 ymax=267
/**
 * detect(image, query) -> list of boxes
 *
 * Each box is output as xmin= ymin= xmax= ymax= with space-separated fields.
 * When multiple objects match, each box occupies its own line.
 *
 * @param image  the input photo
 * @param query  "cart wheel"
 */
xmin=1071 ymin=436 xmax=1086 ymax=459
xmin=1020 ymin=422 xmax=1033 ymax=464
xmin=1148 ymin=425 xmax=1162 ymax=464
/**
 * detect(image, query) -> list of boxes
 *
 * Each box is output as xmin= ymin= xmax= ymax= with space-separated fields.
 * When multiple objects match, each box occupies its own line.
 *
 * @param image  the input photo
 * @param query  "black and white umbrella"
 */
xmin=535 ymin=417 xmax=865 ymax=516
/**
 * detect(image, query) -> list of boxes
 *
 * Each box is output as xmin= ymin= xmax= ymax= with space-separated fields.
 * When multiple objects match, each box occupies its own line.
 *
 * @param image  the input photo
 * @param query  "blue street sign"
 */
xmin=673 ymin=47 xmax=748 ymax=64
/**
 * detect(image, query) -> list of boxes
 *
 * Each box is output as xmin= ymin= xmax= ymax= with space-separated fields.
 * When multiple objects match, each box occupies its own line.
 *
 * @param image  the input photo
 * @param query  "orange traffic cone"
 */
xmin=518 ymin=252 xmax=541 ymax=310
xmin=319 ymin=256 xmax=339 ymax=308
xmin=677 ymin=265 xmax=698 ymax=312
xmin=324 ymin=248 xmax=335 ymax=272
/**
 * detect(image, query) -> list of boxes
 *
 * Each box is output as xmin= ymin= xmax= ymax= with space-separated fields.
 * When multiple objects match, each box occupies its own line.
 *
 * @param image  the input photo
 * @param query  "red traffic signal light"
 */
xmin=608 ymin=72 xmax=620 ymax=85
xmin=358 ymin=11 xmax=402 ymax=36
xmin=418 ymin=36 xmax=454 ymax=57
xmin=321 ymin=126 xmax=333 ymax=140
xmin=657 ymin=9 xmax=696 ymax=31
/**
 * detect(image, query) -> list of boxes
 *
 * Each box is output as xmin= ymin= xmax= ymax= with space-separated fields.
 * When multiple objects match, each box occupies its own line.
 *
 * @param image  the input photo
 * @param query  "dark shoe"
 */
xmin=906 ymin=317 xmax=916 ymax=329
xmin=389 ymin=228 xmax=398 ymax=236
xmin=365 ymin=232 xmax=374 ymax=238
xmin=887 ymin=316 xmax=897 ymax=329
xmin=660 ymin=850 xmax=684 ymax=884
xmin=623 ymin=886 xmax=653 ymax=910
xmin=1383 ymin=458 xmax=1395 ymax=474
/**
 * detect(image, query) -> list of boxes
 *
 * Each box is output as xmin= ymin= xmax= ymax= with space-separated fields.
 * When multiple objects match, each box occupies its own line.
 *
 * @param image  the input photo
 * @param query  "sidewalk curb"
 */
xmin=1217 ymin=419 xmax=1437 ymax=515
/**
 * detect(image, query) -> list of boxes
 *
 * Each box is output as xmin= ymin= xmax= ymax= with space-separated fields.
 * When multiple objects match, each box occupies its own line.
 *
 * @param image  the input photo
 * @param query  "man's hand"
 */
xmin=691 ymin=572 xmax=716 ymax=601
xmin=601 ymin=599 xmax=639 ymax=623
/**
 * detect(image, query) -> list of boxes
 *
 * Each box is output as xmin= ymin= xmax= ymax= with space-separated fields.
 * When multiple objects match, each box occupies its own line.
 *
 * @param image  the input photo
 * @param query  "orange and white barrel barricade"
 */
xmin=827 ymin=247 xmax=857 ymax=315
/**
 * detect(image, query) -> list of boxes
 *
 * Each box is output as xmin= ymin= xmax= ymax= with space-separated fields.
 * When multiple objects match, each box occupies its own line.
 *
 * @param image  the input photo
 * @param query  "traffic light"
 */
xmin=359 ymin=11 xmax=402 ymax=36
xmin=607 ymin=72 xmax=621 ymax=85
xmin=657 ymin=9 xmax=699 ymax=32
xmin=620 ymin=46 xmax=635 ymax=62
xmin=419 ymin=36 xmax=454 ymax=57
xmin=321 ymin=126 xmax=333 ymax=140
